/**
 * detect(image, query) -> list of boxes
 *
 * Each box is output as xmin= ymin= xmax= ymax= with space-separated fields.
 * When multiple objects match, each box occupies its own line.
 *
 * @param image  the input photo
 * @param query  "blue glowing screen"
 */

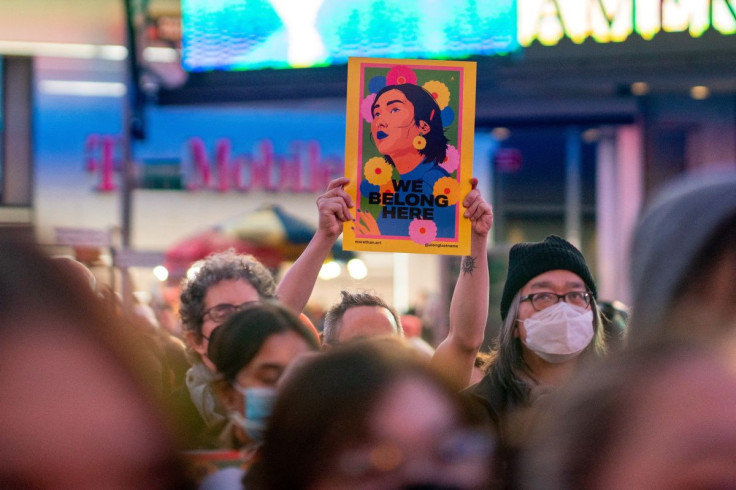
xmin=181 ymin=0 xmax=518 ymax=72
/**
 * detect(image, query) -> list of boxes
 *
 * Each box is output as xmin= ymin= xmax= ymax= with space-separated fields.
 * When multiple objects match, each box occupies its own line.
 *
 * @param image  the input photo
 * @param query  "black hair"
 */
xmin=207 ymin=300 xmax=320 ymax=383
xmin=371 ymin=83 xmax=449 ymax=166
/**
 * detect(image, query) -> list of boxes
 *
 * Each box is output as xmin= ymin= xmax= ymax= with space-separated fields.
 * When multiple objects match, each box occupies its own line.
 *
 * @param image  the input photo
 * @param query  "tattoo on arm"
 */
xmin=461 ymin=256 xmax=476 ymax=275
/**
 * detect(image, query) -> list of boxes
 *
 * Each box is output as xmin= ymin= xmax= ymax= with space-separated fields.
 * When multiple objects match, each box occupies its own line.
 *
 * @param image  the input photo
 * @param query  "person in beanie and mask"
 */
xmin=466 ymin=235 xmax=607 ymax=488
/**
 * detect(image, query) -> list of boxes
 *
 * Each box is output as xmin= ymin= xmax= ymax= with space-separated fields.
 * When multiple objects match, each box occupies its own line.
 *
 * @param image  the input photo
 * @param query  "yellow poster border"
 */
xmin=342 ymin=57 xmax=477 ymax=256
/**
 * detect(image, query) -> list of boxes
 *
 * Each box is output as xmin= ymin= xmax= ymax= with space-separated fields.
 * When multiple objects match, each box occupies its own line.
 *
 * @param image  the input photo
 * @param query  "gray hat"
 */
xmin=628 ymin=169 xmax=736 ymax=341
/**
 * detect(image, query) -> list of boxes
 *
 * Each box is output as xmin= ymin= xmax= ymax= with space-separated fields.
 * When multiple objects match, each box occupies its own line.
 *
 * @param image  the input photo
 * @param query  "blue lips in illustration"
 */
xmin=376 ymin=131 xmax=388 ymax=140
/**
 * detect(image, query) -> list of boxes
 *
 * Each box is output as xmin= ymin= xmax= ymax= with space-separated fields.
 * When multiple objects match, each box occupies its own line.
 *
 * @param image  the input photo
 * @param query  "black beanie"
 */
xmin=500 ymin=235 xmax=597 ymax=320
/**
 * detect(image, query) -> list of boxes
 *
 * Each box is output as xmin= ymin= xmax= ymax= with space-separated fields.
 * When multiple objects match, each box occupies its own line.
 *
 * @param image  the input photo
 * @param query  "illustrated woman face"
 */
xmin=371 ymin=89 xmax=426 ymax=159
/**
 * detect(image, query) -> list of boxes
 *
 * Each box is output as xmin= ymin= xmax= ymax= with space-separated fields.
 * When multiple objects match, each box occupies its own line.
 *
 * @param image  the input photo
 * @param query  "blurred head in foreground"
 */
xmin=251 ymin=339 xmax=494 ymax=490
xmin=0 ymin=237 xmax=192 ymax=489
xmin=522 ymin=340 xmax=736 ymax=489
xmin=628 ymin=169 xmax=736 ymax=345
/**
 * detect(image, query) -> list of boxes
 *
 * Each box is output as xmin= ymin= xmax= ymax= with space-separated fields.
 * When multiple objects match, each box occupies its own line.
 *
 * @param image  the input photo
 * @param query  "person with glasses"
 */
xmin=172 ymin=250 xmax=277 ymax=449
xmin=171 ymin=175 xmax=351 ymax=448
xmin=466 ymin=235 xmax=607 ymax=488
xmin=185 ymin=301 xmax=320 ymax=488
xmin=173 ymin=177 xmax=351 ymax=449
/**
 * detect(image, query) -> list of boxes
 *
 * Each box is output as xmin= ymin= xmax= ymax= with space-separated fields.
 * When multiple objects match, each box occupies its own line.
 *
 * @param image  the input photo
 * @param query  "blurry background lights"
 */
xmin=690 ymin=85 xmax=710 ymax=100
xmin=582 ymin=128 xmax=600 ymax=143
xmin=630 ymin=81 xmax=650 ymax=96
xmin=0 ymin=40 xmax=127 ymax=60
xmin=186 ymin=262 xmax=203 ymax=281
xmin=153 ymin=265 xmax=169 ymax=282
xmin=142 ymin=46 xmax=179 ymax=63
xmin=491 ymin=127 xmax=511 ymax=141
xmin=347 ymin=258 xmax=368 ymax=280
xmin=318 ymin=260 xmax=341 ymax=280
xmin=39 ymin=80 xmax=127 ymax=97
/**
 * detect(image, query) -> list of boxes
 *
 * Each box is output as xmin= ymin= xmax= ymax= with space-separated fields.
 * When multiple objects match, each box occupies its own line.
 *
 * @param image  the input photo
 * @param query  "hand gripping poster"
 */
xmin=342 ymin=57 xmax=477 ymax=255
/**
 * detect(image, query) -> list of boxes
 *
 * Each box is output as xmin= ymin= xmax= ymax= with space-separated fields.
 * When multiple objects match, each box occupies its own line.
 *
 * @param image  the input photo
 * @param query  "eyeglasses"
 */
xmin=520 ymin=291 xmax=592 ymax=311
xmin=201 ymin=301 xmax=256 ymax=324
xmin=337 ymin=428 xmax=494 ymax=481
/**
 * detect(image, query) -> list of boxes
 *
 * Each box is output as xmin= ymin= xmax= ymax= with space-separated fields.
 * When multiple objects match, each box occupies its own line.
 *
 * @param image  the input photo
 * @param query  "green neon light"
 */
xmin=518 ymin=0 xmax=736 ymax=46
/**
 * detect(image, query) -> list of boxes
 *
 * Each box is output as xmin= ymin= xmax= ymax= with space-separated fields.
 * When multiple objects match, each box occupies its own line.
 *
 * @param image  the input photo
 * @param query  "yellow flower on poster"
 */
xmin=423 ymin=80 xmax=451 ymax=110
xmin=433 ymin=177 xmax=460 ymax=206
xmin=343 ymin=57 xmax=476 ymax=256
xmin=363 ymin=157 xmax=393 ymax=186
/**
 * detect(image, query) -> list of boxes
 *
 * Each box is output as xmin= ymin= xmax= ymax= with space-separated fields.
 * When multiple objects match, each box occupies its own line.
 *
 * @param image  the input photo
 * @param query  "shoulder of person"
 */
xmin=464 ymin=373 xmax=506 ymax=426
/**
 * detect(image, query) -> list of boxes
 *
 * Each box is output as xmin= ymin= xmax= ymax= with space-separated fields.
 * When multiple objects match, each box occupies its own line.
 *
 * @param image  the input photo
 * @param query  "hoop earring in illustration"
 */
xmin=413 ymin=133 xmax=427 ymax=150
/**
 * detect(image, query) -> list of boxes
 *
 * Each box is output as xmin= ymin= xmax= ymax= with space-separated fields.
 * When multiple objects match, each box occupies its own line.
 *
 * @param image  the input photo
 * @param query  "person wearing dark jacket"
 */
xmin=466 ymin=235 xmax=607 ymax=488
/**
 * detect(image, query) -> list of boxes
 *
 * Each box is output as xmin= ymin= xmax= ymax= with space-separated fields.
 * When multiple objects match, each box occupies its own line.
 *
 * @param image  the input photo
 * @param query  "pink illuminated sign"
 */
xmin=84 ymin=135 xmax=344 ymax=193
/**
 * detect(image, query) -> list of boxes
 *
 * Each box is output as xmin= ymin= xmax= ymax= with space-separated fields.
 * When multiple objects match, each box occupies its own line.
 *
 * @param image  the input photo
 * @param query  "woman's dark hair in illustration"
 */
xmin=372 ymin=83 xmax=449 ymax=166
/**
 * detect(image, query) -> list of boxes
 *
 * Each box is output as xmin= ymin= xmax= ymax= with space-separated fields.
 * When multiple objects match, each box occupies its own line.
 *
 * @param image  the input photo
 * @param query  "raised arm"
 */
xmin=431 ymin=178 xmax=493 ymax=390
xmin=276 ymin=177 xmax=353 ymax=313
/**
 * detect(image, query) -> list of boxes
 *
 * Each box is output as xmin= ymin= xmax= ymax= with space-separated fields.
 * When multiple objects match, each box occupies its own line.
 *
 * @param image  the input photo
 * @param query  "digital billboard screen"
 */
xmin=181 ymin=0 xmax=519 ymax=72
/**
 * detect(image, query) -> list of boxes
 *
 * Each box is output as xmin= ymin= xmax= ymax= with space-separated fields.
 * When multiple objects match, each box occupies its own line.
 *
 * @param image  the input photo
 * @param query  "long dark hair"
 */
xmin=483 ymin=293 xmax=607 ymax=407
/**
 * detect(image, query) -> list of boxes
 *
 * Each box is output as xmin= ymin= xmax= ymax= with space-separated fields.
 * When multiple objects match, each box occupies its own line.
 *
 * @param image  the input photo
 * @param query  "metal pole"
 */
xmin=565 ymin=126 xmax=582 ymax=248
xmin=120 ymin=0 xmax=146 ymax=309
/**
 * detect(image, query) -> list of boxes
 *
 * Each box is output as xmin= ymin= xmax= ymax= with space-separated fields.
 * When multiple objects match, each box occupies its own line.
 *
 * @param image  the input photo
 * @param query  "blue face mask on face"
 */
xmin=229 ymin=385 xmax=277 ymax=444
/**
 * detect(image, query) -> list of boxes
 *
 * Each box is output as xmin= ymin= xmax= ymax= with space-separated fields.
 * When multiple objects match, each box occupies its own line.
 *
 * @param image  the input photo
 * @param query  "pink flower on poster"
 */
xmin=409 ymin=218 xmax=437 ymax=245
xmin=361 ymin=93 xmax=377 ymax=123
xmin=440 ymin=144 xmax=460 ymax=174
xmin=386 ymin=65 xmax=417 ymax=86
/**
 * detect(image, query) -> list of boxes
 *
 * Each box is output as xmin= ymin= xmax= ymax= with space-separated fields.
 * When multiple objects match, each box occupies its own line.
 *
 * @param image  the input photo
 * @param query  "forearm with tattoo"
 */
xmin=461 ymin=256 xmax=476 ymax=275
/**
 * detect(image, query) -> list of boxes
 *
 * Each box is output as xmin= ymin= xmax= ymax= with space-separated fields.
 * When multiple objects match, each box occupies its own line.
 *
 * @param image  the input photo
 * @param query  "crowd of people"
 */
xmin=1 ymin=163 xmax=735 ymax=488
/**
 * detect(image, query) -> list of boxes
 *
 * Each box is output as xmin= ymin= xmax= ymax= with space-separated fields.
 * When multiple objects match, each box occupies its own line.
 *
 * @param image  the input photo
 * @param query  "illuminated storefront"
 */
xmin=519 ymin=0 xmax=736 ymax=45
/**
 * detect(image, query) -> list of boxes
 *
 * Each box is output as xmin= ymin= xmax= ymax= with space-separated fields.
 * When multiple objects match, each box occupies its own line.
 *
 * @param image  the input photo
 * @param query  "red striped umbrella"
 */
xmin=164 ymin=205 xmax=352 ymax=277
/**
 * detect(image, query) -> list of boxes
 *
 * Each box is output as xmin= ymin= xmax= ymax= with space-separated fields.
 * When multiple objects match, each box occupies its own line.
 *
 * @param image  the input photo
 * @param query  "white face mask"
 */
xmin=520 ymin=302 xmax=594 ymax=363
